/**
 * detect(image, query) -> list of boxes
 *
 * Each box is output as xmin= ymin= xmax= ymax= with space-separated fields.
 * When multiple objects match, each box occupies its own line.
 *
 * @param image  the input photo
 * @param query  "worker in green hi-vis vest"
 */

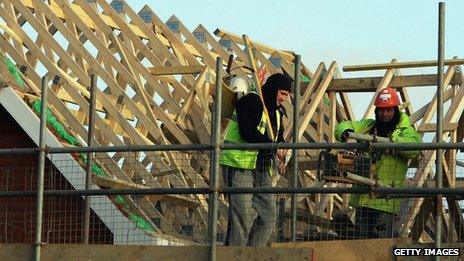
xmin=335 ymin=87 xmax=422 ymax=239
xmin=220 ymin=73 xmax=291 ymax=246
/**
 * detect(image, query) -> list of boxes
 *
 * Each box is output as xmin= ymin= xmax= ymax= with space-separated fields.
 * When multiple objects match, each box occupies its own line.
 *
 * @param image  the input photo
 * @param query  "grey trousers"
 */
xmin=222 ymin=165 xmax=277 ymax=246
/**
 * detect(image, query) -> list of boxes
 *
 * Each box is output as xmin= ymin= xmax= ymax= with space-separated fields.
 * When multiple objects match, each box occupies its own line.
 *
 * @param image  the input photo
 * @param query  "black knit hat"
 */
xmin=264 ymin=73 xmax=292 ymax=92
xmin=262 ymin=73 xmax=292 ymax=110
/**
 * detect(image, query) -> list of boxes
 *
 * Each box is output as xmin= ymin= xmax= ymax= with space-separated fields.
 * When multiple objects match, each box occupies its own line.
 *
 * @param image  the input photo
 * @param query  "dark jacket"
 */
xmin=235 ymin=94 xmax=285 ymax=167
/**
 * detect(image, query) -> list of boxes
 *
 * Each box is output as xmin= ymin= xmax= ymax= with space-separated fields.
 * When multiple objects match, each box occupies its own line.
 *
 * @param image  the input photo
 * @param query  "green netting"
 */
xmin=115 ymin=195 xmax=131 ymax=212
xmin=300 ymin=74 xmax=311 ymax=83
xmin=31 ymin=100 xmax=79 ymax=146
xmin=91 ymin=163 xmax=107 ymax=177
xmin=115 ymin=195 xmax=127 ymax=206
xmin=2 ymin=56 xmax=25 ymax=88
xmin=128 ymin=213 xmax=156 ymax=233
xmin=79 ymin=153 xmax=107 ymax=177
xmin=31 ymin=99 xmax=156 ymax=233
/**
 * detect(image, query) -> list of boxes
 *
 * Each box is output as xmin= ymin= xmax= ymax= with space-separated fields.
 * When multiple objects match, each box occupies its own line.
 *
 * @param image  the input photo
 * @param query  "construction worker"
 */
xmin=334 ymin=86 xmax=421 ymax=238
xmin=219 ymin=73 xmax=291 ymax=246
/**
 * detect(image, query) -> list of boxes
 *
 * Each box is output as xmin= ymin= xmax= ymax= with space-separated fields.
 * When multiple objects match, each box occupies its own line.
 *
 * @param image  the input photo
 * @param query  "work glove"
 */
xmin=341 ymin=129 xmax=354 ymax=142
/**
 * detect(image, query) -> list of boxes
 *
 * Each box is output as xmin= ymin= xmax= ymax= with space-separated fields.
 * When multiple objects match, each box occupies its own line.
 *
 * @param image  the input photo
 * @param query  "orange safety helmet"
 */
xmin=374 ymin=87 xmax=400 ymax=108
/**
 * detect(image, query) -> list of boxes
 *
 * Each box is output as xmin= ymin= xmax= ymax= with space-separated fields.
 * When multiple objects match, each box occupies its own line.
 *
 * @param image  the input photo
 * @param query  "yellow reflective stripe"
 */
xmin=258 ymin=114 xmax=266 ymax=133
xmin=275 ymin=110 xmax=281 ymax=141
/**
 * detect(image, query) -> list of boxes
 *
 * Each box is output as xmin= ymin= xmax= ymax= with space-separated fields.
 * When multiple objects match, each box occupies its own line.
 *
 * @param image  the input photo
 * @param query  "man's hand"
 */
xmin=346 ymin=138 xmax=357 ymax=144
xmin=277 ymin=149 xmax=287 ymax=161
xmin=342 ymin=129 xmax=354 ymax=142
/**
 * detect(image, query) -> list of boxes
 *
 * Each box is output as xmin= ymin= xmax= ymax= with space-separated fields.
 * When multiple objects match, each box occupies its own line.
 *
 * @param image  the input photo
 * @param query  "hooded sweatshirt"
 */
xmin=234 ymin=73 xmax=292 ymax=167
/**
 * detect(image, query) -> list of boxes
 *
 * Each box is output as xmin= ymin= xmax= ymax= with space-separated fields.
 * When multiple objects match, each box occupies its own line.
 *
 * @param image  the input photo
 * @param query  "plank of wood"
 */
xmin=344 ymin=58 xmax=464 ymax=72
xmin=336 ymin=93 xmax=354 ymax=121
xmin=328 ymin=92 xmax=337 ymax=143
xmin=297 ymin=62 xmax=336 ymax=140
xmin=418 ymin=66 xmax=455 ymax=130
xmin=409 ymin=197 xmax=433 ymax=241
xmin=409 ymin=87 xmax=455 ymax=124
xmin=214 ymin=28 xmax=295 ymax=62
xmin=149 ymin=65 xmax=204 ymax=75
xmin=283 ymin=62 xmax=324 ymax=140
xmin=92 ymin=175 xmax=200 ymax=209
xmin=327 ymin=73 xmax=462 ymax=92
xmin=417 ymin=123 xmax=458 ymax=132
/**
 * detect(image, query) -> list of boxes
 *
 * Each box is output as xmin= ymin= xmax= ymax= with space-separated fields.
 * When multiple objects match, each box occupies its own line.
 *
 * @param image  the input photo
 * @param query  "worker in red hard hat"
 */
xmin=335 ymin=86 xmax=421 ymax=239
xmin=374 ymin=87 xmax=401 ymax=136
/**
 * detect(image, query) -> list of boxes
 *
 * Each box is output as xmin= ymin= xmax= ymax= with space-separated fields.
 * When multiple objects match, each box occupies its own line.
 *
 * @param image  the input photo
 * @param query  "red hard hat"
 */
xmin=374 ymin=87 xmax=400 ymax=107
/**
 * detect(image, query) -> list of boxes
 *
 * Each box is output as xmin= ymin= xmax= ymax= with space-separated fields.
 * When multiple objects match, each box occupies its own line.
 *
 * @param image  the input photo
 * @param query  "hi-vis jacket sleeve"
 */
xmin=334 ymin=119 xmax=375 ymax=142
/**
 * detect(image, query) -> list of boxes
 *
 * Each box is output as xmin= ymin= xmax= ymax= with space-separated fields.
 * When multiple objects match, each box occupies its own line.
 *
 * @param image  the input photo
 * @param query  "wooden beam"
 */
xmin=327 ymin=73 xmax=462 ymax=92
xmin=409 ymin=87 xmax=455 ymax=124
xmin=410 ymin=197 xmax=433 ymax=242
xmin=92 ymin=175 xmax=200 ymax=209
xmin=418 ymin=66 xmax=455 ymax=130
xmin=283 ymin=62 xmax=324 ymax=141
xmin=417 ymin=123 xmax=459 ymax=133
xmin=343 ymin=58 xmax=464 ymax=72
xmin=214 ymin=28 xmax=295 ymax=61
xmin=297 ymin=62 xmax=336 ymax=140
xmin=149 ymin=65 xmax=204 ymax=75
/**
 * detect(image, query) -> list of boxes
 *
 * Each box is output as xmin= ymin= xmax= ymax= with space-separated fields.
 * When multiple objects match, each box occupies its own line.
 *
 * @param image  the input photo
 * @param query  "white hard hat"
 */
xmin=229 ymin=76 xmax=250 ymax=94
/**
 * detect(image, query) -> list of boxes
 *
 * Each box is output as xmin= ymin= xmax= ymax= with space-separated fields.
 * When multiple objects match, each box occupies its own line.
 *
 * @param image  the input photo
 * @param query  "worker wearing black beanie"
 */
xmin=220 ymin=73 xmax=292 ymax=247
xmin=262 ymin=73 xmax=292 ymax=111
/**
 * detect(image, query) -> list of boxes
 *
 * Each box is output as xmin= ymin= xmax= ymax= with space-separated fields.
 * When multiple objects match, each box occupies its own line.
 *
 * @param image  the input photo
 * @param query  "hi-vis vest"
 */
xmin=219 ymin=104 xmax=281 ymax=170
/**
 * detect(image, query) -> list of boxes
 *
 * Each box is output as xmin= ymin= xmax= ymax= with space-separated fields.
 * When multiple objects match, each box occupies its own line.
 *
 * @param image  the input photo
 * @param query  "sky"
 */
xmin=124 ymin=0 xmax=464 ymax=119
xmin=124 ymin=0 xmax=464 ymax=68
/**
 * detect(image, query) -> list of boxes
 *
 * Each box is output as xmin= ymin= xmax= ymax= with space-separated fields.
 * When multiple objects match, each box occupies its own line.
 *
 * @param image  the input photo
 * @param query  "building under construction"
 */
xmin=0 ymin=0 xmax=462 ymax=260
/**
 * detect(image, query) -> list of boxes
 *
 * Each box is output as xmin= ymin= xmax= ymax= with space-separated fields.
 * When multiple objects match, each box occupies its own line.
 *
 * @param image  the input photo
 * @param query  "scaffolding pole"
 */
xmin=290 ymin=54 xmax=301 ymax=242
xmin=1 ymin=187 xmax=463 ymax=198
xmin=41 ymin=141 xmax=464 ymax=154
xmin=34 ymin=76 xmax=48 ymax=261
xmin=208 ymin=57 xmax=222 ymax=261
xmin=83 ymin=74 xmax=97 ymax=244
xmin=435 ymin=2 xmax=445 ymax=255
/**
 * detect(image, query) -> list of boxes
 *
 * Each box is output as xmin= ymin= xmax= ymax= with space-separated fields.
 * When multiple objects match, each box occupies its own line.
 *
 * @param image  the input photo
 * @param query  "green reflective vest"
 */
xmin=334 ymin=112 xmax=422 ymax=214
xmin=219 ymin=106 xmax=281 ymax=170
